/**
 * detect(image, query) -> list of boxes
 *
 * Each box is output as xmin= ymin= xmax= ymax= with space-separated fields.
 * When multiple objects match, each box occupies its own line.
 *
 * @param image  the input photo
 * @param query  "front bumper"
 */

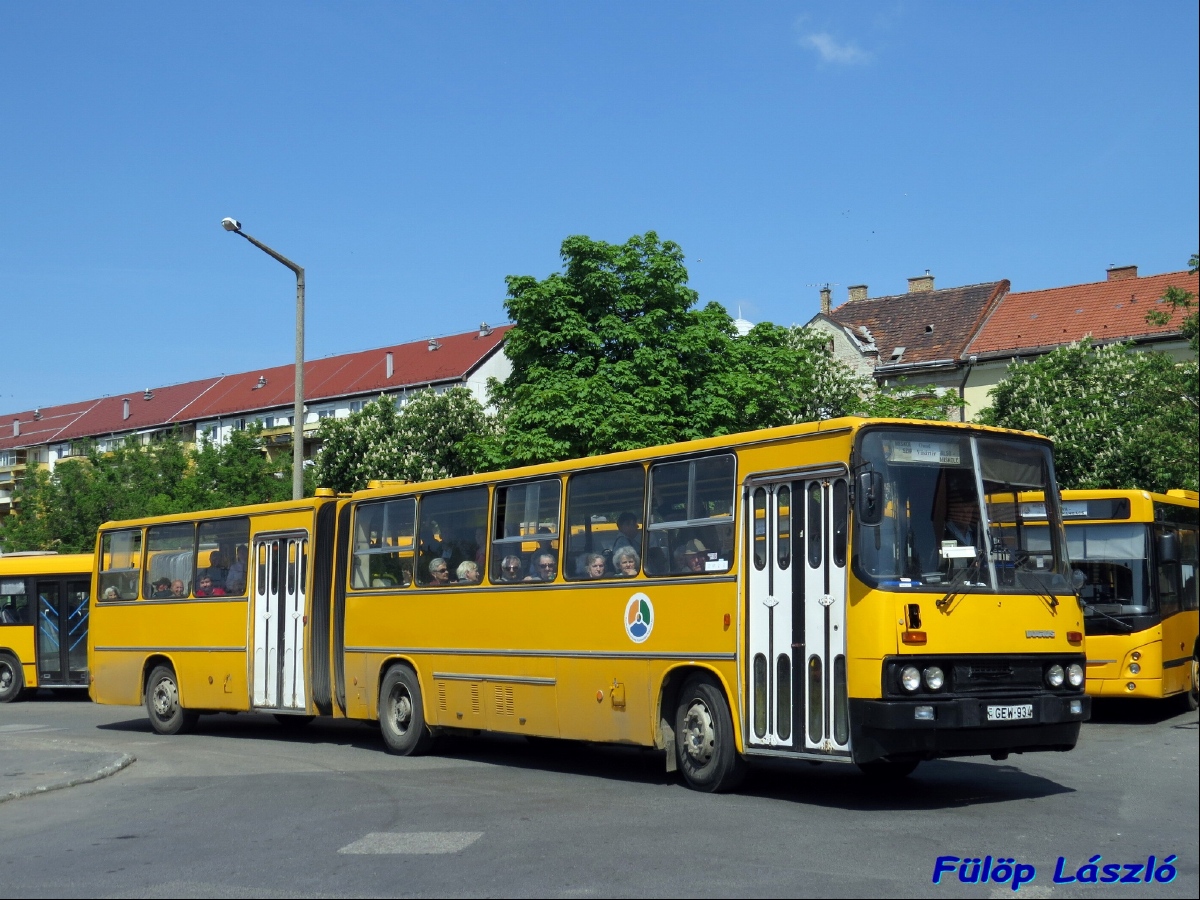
xmin=849 ymin=694 xmax=1090 ymax=764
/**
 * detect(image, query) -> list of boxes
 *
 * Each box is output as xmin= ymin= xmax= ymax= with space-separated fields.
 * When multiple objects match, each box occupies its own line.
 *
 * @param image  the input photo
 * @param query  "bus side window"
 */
xmin=99 ymin=528 xmax=143 ymax=600
xmin=1155 ymin=526 xmax=1182 ymax=617
xmin=1180 ymin=526 xmax=1198 ymax=611
xmin=564 ymin=466 xmax=644 ymax=581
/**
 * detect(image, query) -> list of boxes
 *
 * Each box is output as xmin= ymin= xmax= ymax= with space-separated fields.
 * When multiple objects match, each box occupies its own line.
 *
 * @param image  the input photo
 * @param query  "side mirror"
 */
xmin=1157 ymin=531 xmax=1180 ymax=565
xmin=856 ymin=471 xmax=884 ymax=526
xmin=1071 ymin=569 xmax=1087 ymax=592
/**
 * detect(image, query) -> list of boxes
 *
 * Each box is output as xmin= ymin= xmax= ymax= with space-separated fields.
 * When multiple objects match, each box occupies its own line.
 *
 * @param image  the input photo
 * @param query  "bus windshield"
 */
xmin=1057 ymin=522 xmax=1151 ymax=616
xmin=854 ymin=428 xmax=1071 ymax=593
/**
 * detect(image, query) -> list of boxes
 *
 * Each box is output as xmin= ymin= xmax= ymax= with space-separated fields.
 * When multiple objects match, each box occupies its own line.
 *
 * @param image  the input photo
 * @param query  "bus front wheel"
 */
xmin=379 ymin=666 xmax=433 ymax=756
xmin=144 ymin=665 xmax=198 ymax=735
xmin=674 ymin=676 xmax=746 ymax=793
xmin=0 ymin=652 xmax=26 ymax=703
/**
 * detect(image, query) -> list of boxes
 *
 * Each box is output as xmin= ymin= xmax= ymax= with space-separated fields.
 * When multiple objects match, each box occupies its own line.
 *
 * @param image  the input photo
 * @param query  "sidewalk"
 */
xmin=1 ymin=726 xmax=134 ymax=803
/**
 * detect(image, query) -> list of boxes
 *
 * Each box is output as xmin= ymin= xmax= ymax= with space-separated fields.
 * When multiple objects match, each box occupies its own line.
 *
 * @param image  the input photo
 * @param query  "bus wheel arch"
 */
xmin=143 ymin=660 xmax=198 ymax=736
xmin=378 ymin=662 xmax=434 ymax=756
xmin=669 ymin=671 xmax=747 ymax=793
xmin=0 ymin=650 xmax=27 ymax=703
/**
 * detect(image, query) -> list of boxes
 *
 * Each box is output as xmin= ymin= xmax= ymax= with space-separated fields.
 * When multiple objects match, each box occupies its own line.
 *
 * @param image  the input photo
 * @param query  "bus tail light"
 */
xmin=1067 ymin=631 xmax=1082 ymax=645
xmin=902 ymin=631 xmax=927 ymax=645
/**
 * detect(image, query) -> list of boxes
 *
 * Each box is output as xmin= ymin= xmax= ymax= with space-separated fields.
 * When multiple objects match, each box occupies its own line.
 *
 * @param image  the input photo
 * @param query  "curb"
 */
xmin=0 ymin=753 xmax=136 ymax=804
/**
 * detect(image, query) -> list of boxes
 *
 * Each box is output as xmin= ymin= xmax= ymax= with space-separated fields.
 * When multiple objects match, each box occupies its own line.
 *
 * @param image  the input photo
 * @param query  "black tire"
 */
xmin=274 ymin=713 xmax=316 ymax=728
xmin=144 ymin=665 xmax=199 ymax=735
xmin=0 ymin=652 xmax=26 ymax=703
xmin=674 ymin=675 xmax=746 ymax=793
xmin=379 ymin=666 xmax=433 ymax=756
xmin=857 ymin=756 xmax=921 ymax=780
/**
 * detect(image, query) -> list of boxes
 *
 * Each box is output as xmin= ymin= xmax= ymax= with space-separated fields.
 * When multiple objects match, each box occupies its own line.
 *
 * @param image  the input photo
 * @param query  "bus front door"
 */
xmin=35 ymin=579 xmax=90 ymax=688
xmin=746 ymin=475 xmax=850 ymax=756
xmin=252 ymin=533 xmax=310 ymax=711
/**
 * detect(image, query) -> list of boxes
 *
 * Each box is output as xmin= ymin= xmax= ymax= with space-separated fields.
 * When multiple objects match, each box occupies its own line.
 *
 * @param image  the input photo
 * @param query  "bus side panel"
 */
xmin=556 ymin=657 xmax=649 ymax=744
xmin=1 ymin=626 xmax=39 ymax=689
xmin=1086 ymin=630 xmax=1165 ymax=699
xmin=1162 ymin=610 xmax=1199 ymax=697
xmin=91 ymin=600 xmax=251 ymax=710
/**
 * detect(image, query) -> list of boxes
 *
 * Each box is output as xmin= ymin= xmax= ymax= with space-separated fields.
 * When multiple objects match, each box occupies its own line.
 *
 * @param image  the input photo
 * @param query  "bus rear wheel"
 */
xmin=379 ymin=666 xmax=433 ymax=756
xmin=674 ymin=675 xmax=746 ymax=793
xmin=0 ymin=652 xmax=26 ymax=703
xmin=145 ymin=665 xmax=198 ymax=735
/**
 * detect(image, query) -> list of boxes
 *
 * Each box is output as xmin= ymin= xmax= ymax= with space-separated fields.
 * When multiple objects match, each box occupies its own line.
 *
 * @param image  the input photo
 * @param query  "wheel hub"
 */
xmin=0 ymin=666 xmax=12 ymax=690
xmin=152 ymin=679 xmax=177 ymax=717
xmin=390 ymin=689 xmax=413 ymax=735
xmin=682 ymin=700 xmax=716 ymax=765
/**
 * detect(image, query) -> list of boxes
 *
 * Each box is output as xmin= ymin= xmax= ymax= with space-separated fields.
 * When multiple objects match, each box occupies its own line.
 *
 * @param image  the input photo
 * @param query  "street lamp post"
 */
xmin=221 ymin=218 xmax=306 ymax=501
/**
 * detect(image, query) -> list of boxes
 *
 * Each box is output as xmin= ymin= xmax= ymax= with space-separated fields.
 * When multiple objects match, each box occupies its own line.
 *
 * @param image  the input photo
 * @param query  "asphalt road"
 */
xmin=1 ymin=694 xmax=1196 ymax=898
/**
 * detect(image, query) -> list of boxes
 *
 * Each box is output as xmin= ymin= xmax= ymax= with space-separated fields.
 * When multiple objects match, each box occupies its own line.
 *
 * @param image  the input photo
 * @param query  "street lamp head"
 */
xmin=221 ymin=217 xmax=242 ymax=232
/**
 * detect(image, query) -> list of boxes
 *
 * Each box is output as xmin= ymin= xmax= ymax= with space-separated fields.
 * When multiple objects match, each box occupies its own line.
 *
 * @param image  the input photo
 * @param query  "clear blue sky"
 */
xmin=2 ymin=2 xmax=1196 ymax=414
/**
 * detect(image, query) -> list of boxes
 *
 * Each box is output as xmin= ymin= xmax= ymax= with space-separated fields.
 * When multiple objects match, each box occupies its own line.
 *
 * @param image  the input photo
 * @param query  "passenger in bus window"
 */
xmin=428 ymin=557 xmax=453 ymax=585
xmin=583 ymin=553 xmax=606 ymax=579
xmin=171 ymin=579 xmax=187 ymax=598
xmin=225 ymin=545 xmax=247 ymax=594
xmin=456 ymin=560 xmax=482 ymax=585
xmin=1 ymin=602 xmax=19 ymax=624
xmin=611 ymin=513 xmax=641 ymax=556
xmin=497 ymin=555 xmax=523 ymax=583
xmin=526 ymin=552 xmax=557 ymax=582
xmin=675 ymin=538 xmax=709 ymax=574
xmin=195 ymin=575 xmax=226 ymax=597
xmin=151 ymin=577 xmax=173 ymax=598
xmin=102 ymin=586 xmax=121 ymax=600
xmin=204 ymin=550 xmax=229 ymax=589
xmin=613 ymin=546 xmax=641 ymax=578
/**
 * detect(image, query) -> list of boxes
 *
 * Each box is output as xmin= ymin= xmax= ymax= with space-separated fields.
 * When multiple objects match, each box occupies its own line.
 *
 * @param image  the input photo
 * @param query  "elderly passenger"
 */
xmin=612 ymin=546 xmax=640 ymax=578
xmin=456 ymin=560 xmax=482 ymax=585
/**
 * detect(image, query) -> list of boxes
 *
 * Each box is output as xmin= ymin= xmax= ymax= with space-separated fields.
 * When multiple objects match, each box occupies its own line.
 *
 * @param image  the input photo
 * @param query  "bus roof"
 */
xmin=0 ymin=553 xmax=94 ymax=576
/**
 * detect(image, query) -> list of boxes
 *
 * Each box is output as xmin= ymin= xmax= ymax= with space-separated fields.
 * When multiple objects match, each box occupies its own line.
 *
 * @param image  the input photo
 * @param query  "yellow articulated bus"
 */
xmin=1018 ymin=489 xmax=1198 ymax=707
xmin=89 ymin=418 xmax=1090 ymax=792
xmin=0 ymin=552 xmax=93 ymax=702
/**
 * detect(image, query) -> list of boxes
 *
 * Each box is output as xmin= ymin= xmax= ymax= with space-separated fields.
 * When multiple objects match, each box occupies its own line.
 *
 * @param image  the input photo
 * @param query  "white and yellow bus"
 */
xmin=90 ymin=418 xmax=1090 ymax=791
xmin=1020 ymin=489 xmax=1198 ymax=707
xmin=1 ymin=552 xmax=93 ymax=702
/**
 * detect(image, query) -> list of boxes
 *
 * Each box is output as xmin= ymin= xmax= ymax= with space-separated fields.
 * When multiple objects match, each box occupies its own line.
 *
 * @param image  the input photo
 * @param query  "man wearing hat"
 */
xmin=677 ymin=538 xmax=709 ymax=574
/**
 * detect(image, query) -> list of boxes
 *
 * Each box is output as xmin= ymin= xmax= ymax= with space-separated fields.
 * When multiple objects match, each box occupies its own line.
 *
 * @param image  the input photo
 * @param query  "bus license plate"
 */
xmin=987 ymin=704 xmax=1033 ymax=722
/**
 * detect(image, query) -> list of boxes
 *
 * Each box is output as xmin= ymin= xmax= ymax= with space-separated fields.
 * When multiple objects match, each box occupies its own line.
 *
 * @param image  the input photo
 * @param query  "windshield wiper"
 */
xmin=936 ymin=555 xmax=982 ymax=612
xmin=1081 ymin=601 xmax=1135 ymax=631
xmin=1015 ymin=568 xmax=1059 ymax=612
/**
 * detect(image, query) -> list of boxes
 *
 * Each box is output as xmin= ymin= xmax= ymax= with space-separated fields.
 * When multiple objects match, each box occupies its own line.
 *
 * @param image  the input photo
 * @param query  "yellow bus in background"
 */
xmin=0 ymin=552 xmax=93 ymax=702
xmin=1021 ymin=489 xmax=1198 ymax=707
xmin=90 ymin=418 xmax=1091 ymax=792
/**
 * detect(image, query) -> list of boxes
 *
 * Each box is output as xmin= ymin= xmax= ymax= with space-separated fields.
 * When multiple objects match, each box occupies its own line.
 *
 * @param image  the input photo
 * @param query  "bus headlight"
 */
xmin=923 ymin=666 xmax=945 ymax=691
xmin=1067 ymin=663 xmax=1084 ymax=686
xmin=1046 ymin=664 xmax=1065 ymax=687
xmin=1128 ymin=662 xmax=1140 ymax=675
xmin=900 ymin=666 xmax=921 ymax=692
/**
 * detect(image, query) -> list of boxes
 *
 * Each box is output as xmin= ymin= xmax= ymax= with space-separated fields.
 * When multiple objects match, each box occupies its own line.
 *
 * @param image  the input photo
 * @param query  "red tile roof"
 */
xmin=1 ymin=326 xmax=510 ymax=452
xmin=828 ymin=281 xmax=1009 ymax=366
xmin=967 ymin=270 xmax=1197 ymax=357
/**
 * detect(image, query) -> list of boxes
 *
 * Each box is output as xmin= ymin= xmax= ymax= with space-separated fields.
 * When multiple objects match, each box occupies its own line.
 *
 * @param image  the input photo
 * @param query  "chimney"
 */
xmin=123 ymin=398 xmax=130 ymax=420
xmin=820 ymin=287 xmax=832 ymax=316
xmin=1107 ymin=264 xmax=1138 ymax=281
xmin=386 ymin=351 xmax=394 ymax=379
xmin=908 ymin=270 xmax=935 ymax=293
xmin=12 ymin=419 xmax=18 ymax=437
xmin=848 ymin=285 xmax=868 ymax=302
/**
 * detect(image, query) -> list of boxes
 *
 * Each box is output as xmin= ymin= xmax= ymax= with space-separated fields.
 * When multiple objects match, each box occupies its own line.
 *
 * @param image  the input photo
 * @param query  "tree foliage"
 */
xmin=977 ymin=339 xmax=1198 ymax=492
xmin=1145 ymin=252 xmax=1199 ymax=354
xmin=488 ymin=232 xmax=951 ymax=467
xmin=312 ymin=387 xmax=493 ymax=493
xmin=0 ymin=428 xmax=293 ymax=553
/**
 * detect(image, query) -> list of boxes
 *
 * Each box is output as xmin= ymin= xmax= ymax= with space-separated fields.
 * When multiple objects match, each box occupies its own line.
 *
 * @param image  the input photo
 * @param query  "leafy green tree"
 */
xmin=0 ymin=428 xmax=297 ymax=553
xmin=490 ymin=231 xmax=956 ymax=467
xmin=312 ymin=387 xmax=493 ymax=493
xmin=977 ymin=339 xmax=1198 ymax=492
xmin=1145 ymin=252 xmax=1199 ymax=353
